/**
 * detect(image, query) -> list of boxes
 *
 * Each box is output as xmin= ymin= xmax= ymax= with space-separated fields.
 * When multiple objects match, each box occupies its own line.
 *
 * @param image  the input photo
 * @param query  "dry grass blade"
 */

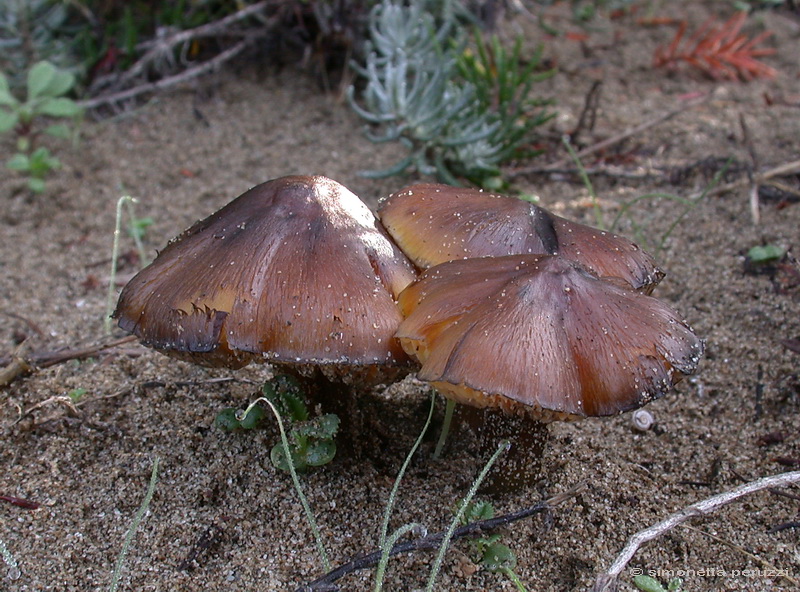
xmin=654 ymin=12 xmax=777 ymax=81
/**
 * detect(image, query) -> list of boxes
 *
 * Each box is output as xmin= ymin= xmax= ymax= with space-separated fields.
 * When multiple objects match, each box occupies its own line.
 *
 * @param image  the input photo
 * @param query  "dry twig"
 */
xmin=509 ymin=93 xmax=712 ymax=178
xmin=297 ymin=482 xmax=584 ymax=591
xmin=0 ymin=335 xmax=140 ymax=387
xmin=690 ymin=158 xmax=800 ymax=201
xmin=739 ymin=113 xmax=761 ymax=224
xmin=80 ymin=1 xmax=281 ymax=110
xmin=591 ymin=471 xmax=800 ymax=592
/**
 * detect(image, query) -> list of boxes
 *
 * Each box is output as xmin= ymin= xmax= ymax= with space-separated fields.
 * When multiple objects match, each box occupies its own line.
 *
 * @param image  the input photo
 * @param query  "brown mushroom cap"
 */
xmin=396 ymin=254 xmax=703 ymax=419
xmin=114 ymin=175 xmax=417 ymax=374
xmin=379 ymin=183 xmax=664 ymax=293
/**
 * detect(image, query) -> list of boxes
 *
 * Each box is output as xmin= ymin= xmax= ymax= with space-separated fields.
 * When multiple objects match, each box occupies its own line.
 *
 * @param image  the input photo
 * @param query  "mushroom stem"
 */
xmin=432 ymin=397 xmax=456 ymax=459
xmin=453 ymin=406 xmax=551 ymax=495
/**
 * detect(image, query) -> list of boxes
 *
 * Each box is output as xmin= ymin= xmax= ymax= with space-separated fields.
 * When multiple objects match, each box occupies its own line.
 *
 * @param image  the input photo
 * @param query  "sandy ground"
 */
xmin=2 ymin=2 xmax=799 ymax=591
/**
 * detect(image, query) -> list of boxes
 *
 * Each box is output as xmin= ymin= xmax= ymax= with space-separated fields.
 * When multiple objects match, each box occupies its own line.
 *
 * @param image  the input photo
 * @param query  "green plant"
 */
xmin=68 ymin=387 xmax=88 ymax=403
xmin=238 ymin=392 xmax=332 ymax=571
xmin=109 ymin=457 xmax=159 ymax=592
xmin=458 ymin=500 xmax=528 ymax=591
xmin=633 ymin=574 xmax=684 ymax=592
xmin=105 ymin=195 xmax=140 ymax=335
xmin=732 ymin=0 xmax=786 ymax=12
xmin=425 ymin=440 xmax=509 ymax=591
xmin=374 ymin=391 xmax=436 ymax=591
xmin=215 ymin=375 xmax=340 ymax=472
xmin=747 ymin=243 xmax=785 ymax=264
xmin=349 ymin=0 xmax=554 ymax=188
xmin=0 ymin=60 xmax=83 ymax=192
xmin=127 ymin=214 xmax=154 ymax=255
xmin=454 ymin=33 xmax=554 ymax=189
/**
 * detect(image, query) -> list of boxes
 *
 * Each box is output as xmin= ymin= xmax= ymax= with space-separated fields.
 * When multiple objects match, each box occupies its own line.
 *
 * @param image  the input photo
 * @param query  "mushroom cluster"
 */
xmin=115 ymin=175 xmax=417 ymax=387
xmin=115 ymin=176 xmax=702 ymax=486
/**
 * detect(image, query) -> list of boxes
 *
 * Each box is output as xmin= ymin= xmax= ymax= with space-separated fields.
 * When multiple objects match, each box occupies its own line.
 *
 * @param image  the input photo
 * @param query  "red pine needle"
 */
xmin=654 ymin=12 xmax=777 ymax=81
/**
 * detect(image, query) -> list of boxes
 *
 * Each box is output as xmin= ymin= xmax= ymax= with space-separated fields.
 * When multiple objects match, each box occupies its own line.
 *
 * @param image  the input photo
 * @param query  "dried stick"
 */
xmin=0 ymin=339 xmax=33 ymax=387
xmin=114 ymin=0 xmax=275 ymax=88
xmin=689 ymin=158 xmax=800 ymax=201
xmin=591 ymin=470 xmax=800 ymax=592
xmin=739 ymin=112 xmax=761 ymax=225
xmin=296 ymin=482 xmax=584 ymax=592
xmin=0 ymin=335 xmax=140 ymax=387
xmin=509 ymin=93 xmax=712 ymax=178
xmin=80 ymin=38 xmax=256 ymax=110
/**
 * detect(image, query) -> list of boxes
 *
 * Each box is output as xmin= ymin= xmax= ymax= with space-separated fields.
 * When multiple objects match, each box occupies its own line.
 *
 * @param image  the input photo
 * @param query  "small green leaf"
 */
xmin=632 ymin=574 xmax=668 ymax=592
xmin=238 ymin=405 xmax=266 ymax=430
xmin=68 ymin=387 xmax=87 ymax=402
xmin=128 ymin=216 xmax=154 ymax=241
xmin=296 ymin=414 xmax=340 ymax=440
xmin=45 ymin=123 xmax=72 ymax=139
xmin=481 ymin=542 xmax=516 ymax=572
xmin=747 ymin=244 xmax=785 ymax=264
xmin=0 ymin=109 xmax=19 ymax=132
xmin=38 ymin=97 xmax=83 ymax=118
xmin=214 ymin=408 xmax=241 ymax=431
xmin=28 ymin=61 xmax=57 ymax=99
xmin=28 ymin=147 xmax=60 ymax=175
xmin=7 ymin=153 xmax=30 ymax=171
xmin=43 ymin=70 xmax=76 ymax=98
xmin=462 ymin=500 xmax=494 ymax=524
xmin=304 ymin=440 xmax=337 ymax=467
xmin=0 ymin=74 xmax=18 ymax=106
xmin=667 ymin=577 xmax=683 ymax=592
xmin=28 ymin=177 xmax=46 ymax=193
xmin=270 ymin=442 xmax=308 ymax=472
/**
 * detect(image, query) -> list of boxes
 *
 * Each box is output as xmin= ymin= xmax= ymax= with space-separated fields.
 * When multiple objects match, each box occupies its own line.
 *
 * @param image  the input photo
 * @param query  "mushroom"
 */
xmin=395 ymin=254 xmax=703 ymax=489
xmin=114 ymin=175 xmax=418 ymax=387
xmin=379 ymin=183 xmax=664 ymax=293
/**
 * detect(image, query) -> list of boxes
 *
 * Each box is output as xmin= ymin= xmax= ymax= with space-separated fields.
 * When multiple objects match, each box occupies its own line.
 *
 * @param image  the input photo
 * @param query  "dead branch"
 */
xmin=0 ymin=335 xmax=141 ymax=387
xmin=509 ymin=93 xmax=712 ymax=178
xmin=296 ymin=482 xmax=584 ymax=592
xmin=80 ymin=38 xmax=256 ymax=110
xmin=691 ymin=158 xmax=800 ymax=201
xmin=0 ymin=340 xmax=33 ymax=387
xmin=113 ymin=0 xmax=276 ymax=89
xmin=739 ymin=112 xmax=761 ymax=225
xmin=591 ymin=470 xmax=800 ymax=592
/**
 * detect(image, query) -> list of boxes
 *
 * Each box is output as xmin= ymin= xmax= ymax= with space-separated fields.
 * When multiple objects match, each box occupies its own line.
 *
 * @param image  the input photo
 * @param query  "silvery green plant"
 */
xmin=348 ymin=0 xmax=554 ymax=187
xmin=0 ymin=60 xmax=83 ymax=192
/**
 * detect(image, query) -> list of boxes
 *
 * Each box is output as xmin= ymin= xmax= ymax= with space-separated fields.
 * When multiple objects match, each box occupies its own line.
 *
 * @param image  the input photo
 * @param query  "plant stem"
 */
xmin=242 ymin=397 xmax=331 ymax=572
xmin=105 ymin=195 xmax=136 ymax=335
xmin=124 ymin=198 xmax=149 ymax=266
xmin=503 ymin=567 xmax=529 ymax=592
xmin=425 ymin=440 xmax=510 ymax=591
xmin=109 ymin=457 xmax=159 ymax=592
xmin=374 ymin=392 xmax=436 ymax=592
xmin=561 ymin=135 xmax=605 ymax=229
xmin=433 ymin=397 xmax=455 ymax=459
xmin=374 ymin=522 xmax=425 ymax=592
